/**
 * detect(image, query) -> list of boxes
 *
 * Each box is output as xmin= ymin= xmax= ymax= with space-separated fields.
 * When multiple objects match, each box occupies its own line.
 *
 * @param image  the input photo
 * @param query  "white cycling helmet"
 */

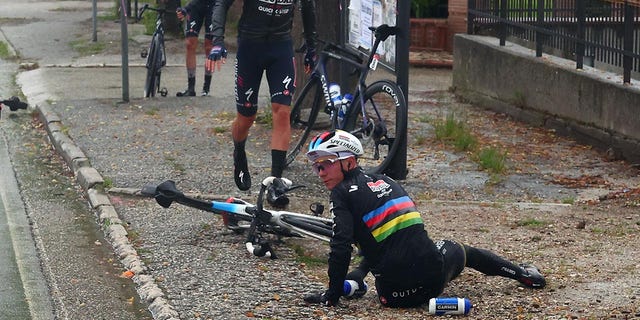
xmin=306 ymin=130 xmax=363 ymax=163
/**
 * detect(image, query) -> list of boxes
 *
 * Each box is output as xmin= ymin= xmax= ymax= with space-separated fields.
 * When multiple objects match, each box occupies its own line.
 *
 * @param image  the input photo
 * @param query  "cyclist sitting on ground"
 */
xmin=176 ymin=0 xmax=214 ymax=97
xmin=205 ymin=0 xmax=318 ymax=204
xmin=303 ymin=130 xmax=546 ymax=307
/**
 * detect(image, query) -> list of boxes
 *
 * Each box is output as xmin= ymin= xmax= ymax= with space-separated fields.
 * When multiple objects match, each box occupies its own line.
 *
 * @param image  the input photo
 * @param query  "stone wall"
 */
xmin=452 ymin=34 xmax=640 ymax=164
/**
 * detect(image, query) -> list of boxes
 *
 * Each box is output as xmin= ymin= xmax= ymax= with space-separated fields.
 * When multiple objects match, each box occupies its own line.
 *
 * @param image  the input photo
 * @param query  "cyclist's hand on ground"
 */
xmin=206 ymin=45 xmax=227 ymax=73
xmin=304 ymin=47 xmax=317 ymax=74
xmin=176 ymin=7 xmax=187 ymax=21
xmin=303 ymin=291 xmax=339 ymax=307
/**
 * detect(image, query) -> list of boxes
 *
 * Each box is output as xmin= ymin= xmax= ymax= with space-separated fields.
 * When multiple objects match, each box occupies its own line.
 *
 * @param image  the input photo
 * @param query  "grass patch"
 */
xmin=517 ymin=217 xmax=546 ymax=228
xmin=103 ymin=176 xmax=114 ymax=189
xmin=476 ymin=147 xmax=507 ymax=174
xmin=433 ymin=113 xmax=477 ymax=152
xmin=70 ymin=39 xmax=106 ymax=56
xmin=255 ymin=104 xmax=273 ymax=129
xmin=291 ymin=244 xmax=327 ymax=267
xmin=0 ymin=41 xmax=11 ymax=59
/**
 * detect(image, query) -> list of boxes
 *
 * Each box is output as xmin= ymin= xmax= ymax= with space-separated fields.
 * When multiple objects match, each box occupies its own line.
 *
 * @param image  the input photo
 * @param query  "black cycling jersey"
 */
xmin=211 ymin=0 xmax=317 ymax=46
xmin=326 ymin=167 xmax=543 ymax=307
xmin=326 ymin=167 xmax=447 ymax=303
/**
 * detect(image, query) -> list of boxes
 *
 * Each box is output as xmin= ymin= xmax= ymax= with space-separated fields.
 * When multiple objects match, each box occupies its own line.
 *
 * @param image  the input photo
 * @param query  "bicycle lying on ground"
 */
xmin=138 ymin=3 xmax=168 ymax=98
xmin=143 ymin=177 xmax=333 ymax=259
xmin=0 ymin=96 xmax=28 ymax=119
xmin=286 ymin=24 xmax=407 ymax=174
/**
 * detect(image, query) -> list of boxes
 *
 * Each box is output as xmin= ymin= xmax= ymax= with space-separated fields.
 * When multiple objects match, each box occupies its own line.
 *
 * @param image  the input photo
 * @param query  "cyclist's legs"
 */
xmin=463 ymin=243 xmax=527 ymax=280
xmin=232 ymin=39 xmax=264 ymax=142
xmin=265 ymin=40 xmax=295 ymax=177
xmin=434 ymin=239 xmax=467 ymax=283
xmin=179 ymin=8 xmax=206 ymax=95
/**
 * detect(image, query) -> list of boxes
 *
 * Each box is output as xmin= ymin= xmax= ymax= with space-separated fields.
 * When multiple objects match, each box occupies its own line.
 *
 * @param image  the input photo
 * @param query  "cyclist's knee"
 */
xmin=185 ymin=37 xmax=198 ymax=51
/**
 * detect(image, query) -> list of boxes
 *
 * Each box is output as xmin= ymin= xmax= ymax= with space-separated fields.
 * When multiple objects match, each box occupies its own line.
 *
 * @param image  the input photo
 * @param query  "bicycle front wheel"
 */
xmin=286 ymin=76 xmax=324 ymax=167
xmin=143 ymin=36 xmax=161 ymax=98
xmin=345 ymin=80 xmax=407 ymax=174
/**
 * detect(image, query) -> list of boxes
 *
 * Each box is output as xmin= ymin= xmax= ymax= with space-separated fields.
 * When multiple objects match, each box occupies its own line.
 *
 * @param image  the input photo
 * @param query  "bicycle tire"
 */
xmin=344 ymin=79 xmax=407 ymax=174
xmin=280 ymin=214 xmax=333 ymax=238
xmin=285 ymin=76 xmax=324 ymax=167
xmin=143 ymin=35 xmax=161 ymax=98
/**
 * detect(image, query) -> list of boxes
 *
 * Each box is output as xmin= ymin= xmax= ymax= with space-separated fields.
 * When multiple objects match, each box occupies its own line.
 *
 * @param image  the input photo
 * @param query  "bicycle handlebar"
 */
xmin=137 ymin=3 xmax=167 ymax=21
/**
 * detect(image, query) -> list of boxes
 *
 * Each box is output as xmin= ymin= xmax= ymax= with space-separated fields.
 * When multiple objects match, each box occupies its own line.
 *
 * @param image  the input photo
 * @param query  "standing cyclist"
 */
xmin=176 ymin=0 xmax=214 ymax=97
xmin=303 ymin=130 xmax=546 ymax=307
xmin=205 ymin=0 xmax=318 ymax=198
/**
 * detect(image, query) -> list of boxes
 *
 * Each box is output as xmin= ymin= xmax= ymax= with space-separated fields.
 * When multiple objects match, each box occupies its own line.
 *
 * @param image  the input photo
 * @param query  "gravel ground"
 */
xmin=51 ymin=83 xmax=640 ymax=319
xmin=40 ymin=8 xmax=640 ymax=319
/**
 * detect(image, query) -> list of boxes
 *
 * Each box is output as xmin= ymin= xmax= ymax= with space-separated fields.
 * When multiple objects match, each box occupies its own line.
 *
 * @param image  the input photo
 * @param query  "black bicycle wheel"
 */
xmin=143 ymin=35 xmax=160 ymax=98
xmin=285 ymin=76 xmax=325 ymax=167
xmin=345 ymin=79 xmax=407 ymax=174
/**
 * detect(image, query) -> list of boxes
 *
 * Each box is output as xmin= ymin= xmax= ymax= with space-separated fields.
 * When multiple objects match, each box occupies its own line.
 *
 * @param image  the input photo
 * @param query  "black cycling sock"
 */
xmin=203 ymin=75 xmax=212 ymax=92
xmin=463 ymin=245 xmax=524 ymax=280
xmin=271 ymin=149 xmax=286 ymax=178
xmin=187 ymin=76 xmax=195 ymax=92
xmin=233 ymin=140 xmax=251 ymax=191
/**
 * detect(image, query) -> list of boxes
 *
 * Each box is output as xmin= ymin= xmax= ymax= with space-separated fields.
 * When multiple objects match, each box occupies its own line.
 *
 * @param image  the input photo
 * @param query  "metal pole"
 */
xmin=92 ymin=0 xmax=97 ymax=42
xmin=384 ymin=0 xmax=409 ymax=180
xmin=120 ymin=0 xmax=130 ymax=102
xmin=622 ymin=1 xmax=632 ymax=84
xmin=575 ymin=0 xmax=585 ymax=69
xmin=500 ymin=0 xmax=507 ymax=46
xmin=536 ymin=0 xmax=543 ymax=57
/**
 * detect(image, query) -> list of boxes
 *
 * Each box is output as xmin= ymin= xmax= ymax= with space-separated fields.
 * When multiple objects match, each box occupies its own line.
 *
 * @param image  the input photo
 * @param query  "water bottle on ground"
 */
xmin=343 ymin=279 xmax=368 ymax=297
xmin=427 ymin=297 xmax=472 ymax=316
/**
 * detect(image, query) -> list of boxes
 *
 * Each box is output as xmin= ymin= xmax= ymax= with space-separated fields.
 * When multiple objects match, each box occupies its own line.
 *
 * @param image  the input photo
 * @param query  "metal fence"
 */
xmin=467 ymin=0 xmax=640 ymax=83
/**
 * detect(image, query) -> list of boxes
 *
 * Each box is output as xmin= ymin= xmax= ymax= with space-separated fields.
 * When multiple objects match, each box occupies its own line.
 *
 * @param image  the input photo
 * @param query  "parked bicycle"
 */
xmin=143 ymin=177 xmax=333 ymax=259
xmin=138 ymin=3 xmax=168 ymax=98
xmin=286 ymin=24 xmax=407 ymax=174
xmin=0 ymin=96 xmax=28 ymax=119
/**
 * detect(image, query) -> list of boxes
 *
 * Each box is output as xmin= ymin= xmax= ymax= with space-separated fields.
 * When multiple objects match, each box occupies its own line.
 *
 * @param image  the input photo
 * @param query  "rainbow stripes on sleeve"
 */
xmin=362 ymin=196 xmax=423 ymax=242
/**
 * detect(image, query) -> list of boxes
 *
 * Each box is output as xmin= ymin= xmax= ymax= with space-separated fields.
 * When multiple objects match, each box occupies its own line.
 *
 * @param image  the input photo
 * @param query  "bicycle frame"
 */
xmin=138 ymin=4 xmax=168 ymax=97
xmin=144 ymin=177 xmax=333 ymax=259
xmin=308 ymin=25 xmax=399 ymax=131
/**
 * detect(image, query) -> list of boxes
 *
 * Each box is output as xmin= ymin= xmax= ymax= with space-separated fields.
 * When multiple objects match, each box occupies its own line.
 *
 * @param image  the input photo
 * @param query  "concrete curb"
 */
xmin=34 ymin=103 xmax=180 ymax=320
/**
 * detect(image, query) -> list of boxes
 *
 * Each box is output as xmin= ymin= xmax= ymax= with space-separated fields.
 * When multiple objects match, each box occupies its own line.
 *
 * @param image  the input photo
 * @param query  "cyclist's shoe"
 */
xmin=176 ymin=89 xmax=196 ymax=97
xmin=267 ymin=178 xmax=290 ymax=208
xmin=303 ymin=291 xmax=338 ymax=306
xmin=200 ymin=90 xmax=209 ymax=97
xmin=233 ymin=147 xmax=251 ymax=191
xmin=518 ymin=263 xmax=546 ymax=288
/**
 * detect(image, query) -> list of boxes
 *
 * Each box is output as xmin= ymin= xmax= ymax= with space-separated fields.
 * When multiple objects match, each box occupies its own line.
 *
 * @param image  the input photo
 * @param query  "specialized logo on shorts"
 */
xmin=282 ymin=75 xmax=292 ymax=90
xmin=244 ymin=88 xmax=254 ymax=106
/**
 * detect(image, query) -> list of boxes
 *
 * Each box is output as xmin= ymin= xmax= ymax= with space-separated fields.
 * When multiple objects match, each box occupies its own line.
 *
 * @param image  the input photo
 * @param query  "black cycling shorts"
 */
xmin=184 ymin=7 xmax=213 ymax=39
xmin=234 ymin=38 xmax=296 ymax=117
xmin=376 ymin=239 xmax=466 ymax=308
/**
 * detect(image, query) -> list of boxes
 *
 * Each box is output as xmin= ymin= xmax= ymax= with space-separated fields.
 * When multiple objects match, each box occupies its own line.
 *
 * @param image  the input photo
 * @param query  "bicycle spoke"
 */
xmin=286 ymin=77 xmax=324 ymax=167
xmin=347 ymin=80 xmax=407 ymax=174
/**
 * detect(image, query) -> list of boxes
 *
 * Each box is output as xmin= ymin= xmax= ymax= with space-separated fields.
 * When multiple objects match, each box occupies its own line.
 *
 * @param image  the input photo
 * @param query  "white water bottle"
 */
xmin=343 ymin=280 xmax=368 ymax=297
xmin=428 ymin=297 xmax=472 ymax=316
xmin=329 ymin=83 xmax=342 ymax=108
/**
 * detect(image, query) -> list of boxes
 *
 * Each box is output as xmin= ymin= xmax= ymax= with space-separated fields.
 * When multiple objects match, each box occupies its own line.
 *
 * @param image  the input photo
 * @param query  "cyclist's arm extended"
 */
xmin=325 ymin=187 xmax=356 ymax=303
xmin=300 ymin=0 xmax=317 ymax=48
xmin=210 ymin=0 xmax=234 ymax=47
